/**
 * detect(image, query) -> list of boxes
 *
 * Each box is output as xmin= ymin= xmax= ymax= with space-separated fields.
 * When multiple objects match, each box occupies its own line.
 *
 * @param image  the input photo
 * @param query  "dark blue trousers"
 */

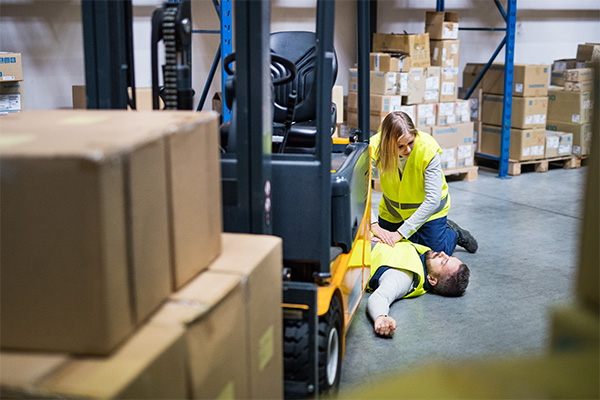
xmin=379 ymin=216 xmax=458 ymax=255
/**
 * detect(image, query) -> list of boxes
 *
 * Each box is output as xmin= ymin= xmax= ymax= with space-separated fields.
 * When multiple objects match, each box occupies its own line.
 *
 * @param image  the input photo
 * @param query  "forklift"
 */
xmin=82 ymin=0 xmax=373 ymax=397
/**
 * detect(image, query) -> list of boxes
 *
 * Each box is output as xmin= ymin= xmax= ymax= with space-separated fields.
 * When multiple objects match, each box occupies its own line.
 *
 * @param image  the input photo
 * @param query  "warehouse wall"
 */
xmin=0 ymin=0 xmax=598 ymax=111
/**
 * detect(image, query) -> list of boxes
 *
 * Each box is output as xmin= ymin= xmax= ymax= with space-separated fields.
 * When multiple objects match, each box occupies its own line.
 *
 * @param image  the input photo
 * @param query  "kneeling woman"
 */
xmin=370 ymin=111 xmax=477 ymax=254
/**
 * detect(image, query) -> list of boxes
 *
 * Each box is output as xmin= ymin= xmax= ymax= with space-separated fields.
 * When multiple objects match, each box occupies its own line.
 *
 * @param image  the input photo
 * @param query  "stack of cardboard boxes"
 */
xmin=0 ymin=52 xmax=24 ymax=114
xmin=0 ymin=111 xmax=283 ymax=399
xmin=478 ymin=64 xmax=550 ymax=162
xmin=346 ymin=10 xmax=474 ymax=174
xmin=546 ymin=42 xmax=597 ymax=157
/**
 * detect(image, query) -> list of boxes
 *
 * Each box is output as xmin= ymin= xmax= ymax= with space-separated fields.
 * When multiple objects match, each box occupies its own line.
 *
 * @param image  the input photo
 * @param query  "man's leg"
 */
xmin=367 ymin=268 xmax=414 ymax=336
xmin=409 ymin=216 xmax=458 ymax=255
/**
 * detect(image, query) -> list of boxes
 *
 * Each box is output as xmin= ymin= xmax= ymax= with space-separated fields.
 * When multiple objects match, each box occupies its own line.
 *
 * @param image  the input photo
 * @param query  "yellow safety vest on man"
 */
xmin=368 ymin=240 xmax=431 ymax=298
xmin=370 ymin=131 xmax=451 ymax=224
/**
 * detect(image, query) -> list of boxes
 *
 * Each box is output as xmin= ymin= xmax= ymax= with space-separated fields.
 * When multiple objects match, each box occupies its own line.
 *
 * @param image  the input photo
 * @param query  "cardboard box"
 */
xmin=480 ymin=124 xmax=546 ymax=160
xmin=547 ymin=88 xmax=592 ymax=124
xmin=373 ymin=33 xmax=431 ymax=68
xmin=564 ymin=80 xmax=595 ymax=92
xmin=368 ymin=94 xmax=405 ymax=113
xmin=398 ymin=72 xmax=409 ymax=95
xmin=576 ymin=43 xmax=600 ymax=62
xmin=212 ymin=91 xmax=222 ymax=113
xmin=482 ymin=94 xmax=548 ymax=129
xmin=564 ymin=68 xmax=593 ymax=83
xmin=430 ymin=122 xmax=474 ymax=169
xmin=41 ymin=324 xmax=187 ymax=399
xmin=459 ymin=87 xmax=483 ymax=120
xmin=430 ymin=40 xmax=460 ymax=68
xmin=0 ymin=352 xmax=71 ymax=398
xmin=332 ymin=85 xmax=344 ymax=124
xmin=72 ymin=86 xmax=163 ymax=110
xmin=546 ymin=120 xmax=592 ymax=156
xmin=0 ymin=53 xmax=23 ymax=81
xmin=462 ymin=63 xmax=485 ymax=92
xmin=348 ymin=68 xmax=358 ymax=92
xmin=405 ymin=68 xmax=425 ymax=104
xmin=370 ymin=52 xmax=411 ymax=72
xmin=483 ymin=64 xmax=550 ymax=97
xmin=436 ymin=102 xmax=457 ymax=126
xmin=557 ymin=132 xmax=573 ymax=156
xmin=440 ymin=67 xmax=459 ymax=102
xmin=551 ymin=59 xmax=585 ymax=86
xmin=455 ymin=99 xmax=471 ymax=123
xmin=370 ymin=71 xmax=398 ymax=95
xmin=153 ymin=271 xmax=249 ymax=399
xmin=457 ymin=143 xmax=474 ymax=168
xmin=424 ymin=67 xmax=441 ymax=103
xmin=416 ymin=103 xmax=436 ymax=128
xmin=370 ymin=111 xmax=388 ymax=132
xmin=347 ymin=109 xmax=358 ymax=129
xmin=545 ymin=131 xmax=560 ymax=158
xmin=425 ymin=11 xmax=459 ymax=40
xmin=208 ymin=234 xmax=283 ymax=399
xmin=0 ymin=81 xmax=24 ymax=113
xmin=550 ymin=70 xmax=565 ymax=87
xmin=0 ymin=111 xmax=221 ymax=354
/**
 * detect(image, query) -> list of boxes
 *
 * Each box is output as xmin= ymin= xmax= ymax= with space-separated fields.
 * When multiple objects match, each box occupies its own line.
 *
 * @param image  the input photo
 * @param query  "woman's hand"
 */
xmin=371 ymin=223 xmax=403 ymax=247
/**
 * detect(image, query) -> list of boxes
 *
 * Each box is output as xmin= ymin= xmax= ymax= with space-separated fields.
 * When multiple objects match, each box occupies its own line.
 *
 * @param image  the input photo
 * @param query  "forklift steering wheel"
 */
xmin=223 ymin=52 xmax=297 ymax=85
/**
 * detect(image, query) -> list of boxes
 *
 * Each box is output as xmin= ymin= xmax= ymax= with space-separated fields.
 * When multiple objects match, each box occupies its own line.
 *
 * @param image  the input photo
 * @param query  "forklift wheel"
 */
xmin=283 ymin=318 xmax=310 ymax=384
xmin=318 ymin=295 xmax=343 ymax=394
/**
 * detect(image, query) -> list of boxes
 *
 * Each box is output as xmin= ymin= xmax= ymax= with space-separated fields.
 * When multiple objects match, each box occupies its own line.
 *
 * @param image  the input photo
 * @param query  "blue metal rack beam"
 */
xmin=437 ymin=0 xmax=517 ymax=178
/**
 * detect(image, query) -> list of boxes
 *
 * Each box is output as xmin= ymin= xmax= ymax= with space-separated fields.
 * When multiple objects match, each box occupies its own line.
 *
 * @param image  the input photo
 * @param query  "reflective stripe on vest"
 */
xmin=383 ymin=193 xmax=448 ymax=219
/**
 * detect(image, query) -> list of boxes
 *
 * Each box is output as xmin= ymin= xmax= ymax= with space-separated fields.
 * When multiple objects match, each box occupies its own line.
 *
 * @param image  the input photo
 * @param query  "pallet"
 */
xmin=444 ymin=166 xmax=478 ymax=182
xmin=476 ymin=155 xmax=581 ymax=176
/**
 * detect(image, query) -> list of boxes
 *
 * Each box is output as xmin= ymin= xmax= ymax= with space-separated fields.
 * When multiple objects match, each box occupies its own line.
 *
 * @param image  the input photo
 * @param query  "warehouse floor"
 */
xmin=338 ymin=164 xmax=587 ymax=394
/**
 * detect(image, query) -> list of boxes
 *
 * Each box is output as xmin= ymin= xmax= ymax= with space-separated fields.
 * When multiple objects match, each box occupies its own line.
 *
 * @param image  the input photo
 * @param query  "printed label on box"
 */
xmin=399 ymin=73 xmax=408 ymax=94
xmin=573 ymin=145 xmax=581 ymax=155
xmin=515 ymin=83 xmax=523 ymax=93
xmin=419 ymin=104 xmax=435 ymax=118
xmin=0 ymin=93 xmax=21 ymax=111
xmin=441 ymin=82 xmax=455 ymax=95
xmin=533 ymin=114 xmax=546 ymax=124
xmin=451 ymin=43 xmax=459 ymax=54
xmin=558 ymin=144 xmax=571 ymax=154
xmin=572 ymin=114 xmax=580 ymax=123
xmin=522 ymin=147 xmax=531 ymax=157
xmin=433 ymin=47 xmax=440 ymax=61
xmin=525 ymin=115 xmax=533 ymax=124
xmin=546 ymin=137 xmax=559 ymax=149
xmin=427 ymin=115 xmax=436 ymax=125
xmin=442 ymin=48 xmax=447 ymax=61
xmin=390 ymin=96 xmax=402 ymax=111
xmin=439 ymin=102 xmax=454 ymax=115
xmin=531 ymin=145 xmax=544 ymax=156
xmin=447 ymin=114 xmax=456 ymax=124
xmin=441 ymin=148 xmax=455 ymax=162
xmin=458 ymin=145 xmax=471 ymax=159
xmin=426 ymin=76 xmax=440 ymax=90
xmin=424 ymin=90 xmax=439 ymax=101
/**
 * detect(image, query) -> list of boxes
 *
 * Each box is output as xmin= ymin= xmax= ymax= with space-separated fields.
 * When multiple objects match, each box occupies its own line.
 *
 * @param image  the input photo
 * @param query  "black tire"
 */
xmin=284 ymin=318 xmax=310 ymax=383
xmin=318 ymin=295 xmax=343 ymax=395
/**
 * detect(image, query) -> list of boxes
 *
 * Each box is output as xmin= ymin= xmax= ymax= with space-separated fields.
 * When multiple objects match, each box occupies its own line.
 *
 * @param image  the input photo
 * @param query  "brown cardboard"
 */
xmin=546 ymin=120 xmax=592 ymax=156
xmin=209 ymin=234 xmax=284 ymax=399
xmin=482 ymin=94 xmax=548 ymax=129
xmin=0 ymin=53 xmax=23 ymax=81
xmin=436 ymin=102 xmax=457 ymax=126
xmin=424 ymin=67 xmax=441 ymax=103
xmin=368 ymin=94 xmax=405 ymax=113
xmin=455 ymin=99 xmax=471 ymax=123
xmin=373 ymin=33 xmax=431 ymax=68
xmin=544 ymin=131 xmax=560 ymax=158
xmin=41 ymin=324 xmax=187 ymax=399
xmin=370 ymin=71 xmax=398 ymax=95
xmin=459 ymin=87 xmax=483 ymax=120
xmin=483 ymin=64 xmax=550 ymax=97
xmin=564 ymin=80 xmax=595 ymax=92
xmin=348 ymin=68 xmax=358 ymax=92
xmin=462 ymin=63 xmax=485 ymax=92
xmin=550 ymin=70 xmax=565 ymax=87
xmin=480 ymin=124 xmax=546 ymax=160
xmin=440 ymin=67 xmax=459 ymax=102
xmin=72 ymin=86 xmax=163 ymax=110
xmin=425 ymin=11 xmax=459 ymax=40
xmin=430 ymin=122 xmax=474 ymax=169
xmin=430 ymin=40 xmax=460 ymax=68
xmin=154 ymin=271 xmax=250 ymax=399
xmin=332 ymin=85 xmax=344 ymax=124
xmin=369 ymin=105 xmax=416 ymax=133
xmin=416 ymin=103 xmax=436 ymax=128
xmin=405 ymin=68 xmax=425 ymax=104
xmin=0 ymin=352 xmax=70 ymax=398
xmin=0 ymin=110 xmax=221 ymax=354
xmin=557 ymin=132 xmax=573 ymax=156
xmin=576 ymin=43 xmax=600 ymax=62
xmin=564 ymin=68 xmax=593 ymax=82
xmin=212 ymin=91 xmax=222 ymax=113
xmin=0 ymin=81 xmax=24 ymax=113
xmin=547 ymin=88 xmax=592 ymax=124
xmin=370 ymin=53 xmax=410 ymax=72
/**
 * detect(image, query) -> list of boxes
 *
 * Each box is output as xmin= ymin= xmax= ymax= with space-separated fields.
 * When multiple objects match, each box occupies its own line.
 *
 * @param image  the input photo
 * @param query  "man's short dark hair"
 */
xmin=431 ymin=263 xmax=470 ymax=297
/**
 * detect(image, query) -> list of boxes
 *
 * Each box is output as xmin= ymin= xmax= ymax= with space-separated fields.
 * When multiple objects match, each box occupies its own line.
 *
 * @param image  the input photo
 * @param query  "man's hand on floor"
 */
xmin=374 ymin=315 xmax=397 ymax=336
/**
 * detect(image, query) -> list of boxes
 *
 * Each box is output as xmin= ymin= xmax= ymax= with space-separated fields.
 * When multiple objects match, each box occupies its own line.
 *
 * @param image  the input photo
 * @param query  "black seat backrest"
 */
xmin=270 ymin=31 xmax=338 ymax=124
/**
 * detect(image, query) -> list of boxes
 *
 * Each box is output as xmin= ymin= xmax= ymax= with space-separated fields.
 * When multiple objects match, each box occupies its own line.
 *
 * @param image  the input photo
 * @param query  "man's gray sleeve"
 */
xmin=367 ymin=268 xmax=414 ymax=321
xmin=398 ymin=152 xmax=443 ymax=239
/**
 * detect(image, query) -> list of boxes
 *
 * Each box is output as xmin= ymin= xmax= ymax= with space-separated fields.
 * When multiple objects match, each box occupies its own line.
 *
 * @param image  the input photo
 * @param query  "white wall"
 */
xmin=1 ymin=0 xmax=598 ymax=110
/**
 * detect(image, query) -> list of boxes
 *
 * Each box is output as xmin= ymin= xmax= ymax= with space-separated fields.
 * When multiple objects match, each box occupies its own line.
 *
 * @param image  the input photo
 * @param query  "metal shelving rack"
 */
xmin=439 ymin=0 xmax=517 ymax=178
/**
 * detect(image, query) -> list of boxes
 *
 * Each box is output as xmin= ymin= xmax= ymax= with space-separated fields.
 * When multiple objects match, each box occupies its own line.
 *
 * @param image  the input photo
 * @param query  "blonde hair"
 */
xmin=375 ymin=111 xmax=419 ymax=173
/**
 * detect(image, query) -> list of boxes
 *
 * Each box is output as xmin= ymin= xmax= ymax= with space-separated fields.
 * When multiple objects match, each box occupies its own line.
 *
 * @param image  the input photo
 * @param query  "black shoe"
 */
xmin=447 ymin=219 xmax=478 ymax=253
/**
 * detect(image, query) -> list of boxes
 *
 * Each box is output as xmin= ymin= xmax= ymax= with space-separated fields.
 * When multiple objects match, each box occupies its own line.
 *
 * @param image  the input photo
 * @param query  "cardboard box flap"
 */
xmin=209 ymin=233 xmax=282 ymax=275
xmin=170 ymin=270 xmax=243 ymax=310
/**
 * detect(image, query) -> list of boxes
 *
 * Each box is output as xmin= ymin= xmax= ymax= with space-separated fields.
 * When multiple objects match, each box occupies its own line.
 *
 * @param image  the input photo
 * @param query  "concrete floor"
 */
xmin=338 ymin=165 xmax=587 ymax=395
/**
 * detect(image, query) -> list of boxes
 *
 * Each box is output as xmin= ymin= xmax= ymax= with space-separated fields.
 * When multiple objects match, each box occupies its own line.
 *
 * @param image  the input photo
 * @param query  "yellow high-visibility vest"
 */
xmin=368 ymin=240 xmax=431 ymax=298
xmin=370 ymin=131 xmax=450 ymax=224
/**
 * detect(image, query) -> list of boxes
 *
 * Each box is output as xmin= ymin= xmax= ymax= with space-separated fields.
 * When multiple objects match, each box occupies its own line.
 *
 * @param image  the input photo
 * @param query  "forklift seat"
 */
xmin=270 ymin=31 xmax=338 ymax=153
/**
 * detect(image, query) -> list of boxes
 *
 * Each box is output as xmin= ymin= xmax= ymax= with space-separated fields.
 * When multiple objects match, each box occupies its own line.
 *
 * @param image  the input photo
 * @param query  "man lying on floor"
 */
xmin=367 ymin=240 xmax=470 ymax=336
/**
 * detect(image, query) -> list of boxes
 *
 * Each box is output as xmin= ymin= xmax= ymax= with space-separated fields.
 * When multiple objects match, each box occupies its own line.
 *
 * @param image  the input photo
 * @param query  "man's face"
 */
xmin=425 ymin=251 xmax=462 ymax=285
